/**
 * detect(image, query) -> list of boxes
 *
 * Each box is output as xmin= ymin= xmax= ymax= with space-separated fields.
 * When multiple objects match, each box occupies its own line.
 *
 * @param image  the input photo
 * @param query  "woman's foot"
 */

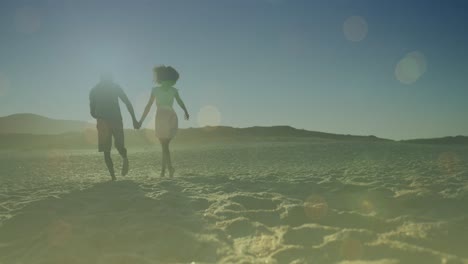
xmin=160 ymin=169 xmax=166 ymax=177
xmin=169 ymin=166 xmax=175 ymax=177
xmin=121 ymin=158 xmax=129 ymax=176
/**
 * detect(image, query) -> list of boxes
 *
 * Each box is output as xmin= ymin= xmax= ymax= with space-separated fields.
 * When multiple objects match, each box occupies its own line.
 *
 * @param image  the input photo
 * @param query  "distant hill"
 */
xmin=176 ymin=126 xmax=389 ymax=142
xmin=0 ymin=113 xmax=392 ymax=149
xmin=0 ymin=113 xmax=90 ymax=135
xmin=401 ymin=136 xmax=468 ymax=145
xmin=1 ymin=113 xmax=466 ymax=149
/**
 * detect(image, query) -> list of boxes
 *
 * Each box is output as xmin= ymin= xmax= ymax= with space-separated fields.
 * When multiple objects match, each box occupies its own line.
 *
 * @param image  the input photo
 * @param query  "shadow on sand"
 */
xmin=0 ymin=180 xmax=218 ymax=264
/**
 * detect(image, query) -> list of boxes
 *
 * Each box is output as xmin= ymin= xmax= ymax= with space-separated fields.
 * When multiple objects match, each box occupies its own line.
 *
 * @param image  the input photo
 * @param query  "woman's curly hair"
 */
xmin=153 ymin=65 xmax=179 ymax=83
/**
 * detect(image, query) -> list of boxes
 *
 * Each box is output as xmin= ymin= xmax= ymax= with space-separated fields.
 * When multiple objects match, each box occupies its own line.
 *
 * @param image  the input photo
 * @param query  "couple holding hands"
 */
xmin=89 ymin=66 xmax=189 ymax=180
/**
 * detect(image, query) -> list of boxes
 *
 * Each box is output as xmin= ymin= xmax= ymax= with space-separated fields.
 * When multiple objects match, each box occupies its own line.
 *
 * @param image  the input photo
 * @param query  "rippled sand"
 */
xmin=0 ymin=141 xmax=467 ymax=263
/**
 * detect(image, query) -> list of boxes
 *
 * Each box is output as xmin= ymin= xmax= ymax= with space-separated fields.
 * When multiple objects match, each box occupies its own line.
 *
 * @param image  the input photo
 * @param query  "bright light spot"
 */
xmin=197 ymin=105 xmax=221 ymax=127
xmin=395 ymin=51 xmax=427 ymax=84
xmin=304 ymin=195 xmax=328 ymax=221
xmin=0 ymin=72 xmax=10 ymax=97
xmin=343 ymin=16 xmax=368 ymax=42
xmin=340 ymin=238 xmax=364 ymax=260
xmin=15 ymin=7 xmax=41 ymax=34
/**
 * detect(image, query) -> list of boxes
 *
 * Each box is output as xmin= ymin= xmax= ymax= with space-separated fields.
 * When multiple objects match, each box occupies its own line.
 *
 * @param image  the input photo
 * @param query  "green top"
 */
xmin=152 ymin=86 xmax=178 ymax=108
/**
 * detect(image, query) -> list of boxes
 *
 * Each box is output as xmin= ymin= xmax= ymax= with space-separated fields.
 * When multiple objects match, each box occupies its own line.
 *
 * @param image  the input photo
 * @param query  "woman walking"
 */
xmin=139 ymin=66 xmax=189 ymax=177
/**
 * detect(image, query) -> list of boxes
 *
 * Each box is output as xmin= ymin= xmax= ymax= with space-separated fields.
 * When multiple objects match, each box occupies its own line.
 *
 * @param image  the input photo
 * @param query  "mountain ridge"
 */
xmin=0 ymin=113 xmax=90 ymax=135
xmin=0 ymin=113 xmax=388 ymax=141
xmin=1 ymin=113 xmax=467 ymax=145
xmin=401 ymin=135 xmax=468 ymax=145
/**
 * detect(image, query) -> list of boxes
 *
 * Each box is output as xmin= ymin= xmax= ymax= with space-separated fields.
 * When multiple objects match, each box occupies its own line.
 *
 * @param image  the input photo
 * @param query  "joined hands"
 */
xmin=133 ymin=112 xmax=189 ymax=130
xmin=132 ymin=118 xmax=141 ymax=130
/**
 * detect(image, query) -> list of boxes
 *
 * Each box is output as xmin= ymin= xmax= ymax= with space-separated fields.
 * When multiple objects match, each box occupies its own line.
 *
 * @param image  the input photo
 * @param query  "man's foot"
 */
xmin=111 ymin=174 xmax=116 ymax=181
xmin=160 ymin=170 xmax=166 ymax=177
xmin=121 ymin=158 xmax=129 ymax=176
xmin=169 ymin=166 xmax=175 ymax=177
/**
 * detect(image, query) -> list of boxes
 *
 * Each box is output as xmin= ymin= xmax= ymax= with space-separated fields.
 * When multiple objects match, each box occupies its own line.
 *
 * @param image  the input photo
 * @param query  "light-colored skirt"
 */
xmin=155 ymin=106 xmax=178 ymax=139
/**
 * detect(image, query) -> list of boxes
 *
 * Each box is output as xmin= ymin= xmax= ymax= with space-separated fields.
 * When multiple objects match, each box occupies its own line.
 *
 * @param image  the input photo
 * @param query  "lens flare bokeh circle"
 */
xmin=395 ymin=51 xmax=427 ymax=84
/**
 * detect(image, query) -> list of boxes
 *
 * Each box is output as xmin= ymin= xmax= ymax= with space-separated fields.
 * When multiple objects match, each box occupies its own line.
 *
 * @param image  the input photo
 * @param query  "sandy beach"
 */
xmin=0 ymin=141 xmax=467 ymax=263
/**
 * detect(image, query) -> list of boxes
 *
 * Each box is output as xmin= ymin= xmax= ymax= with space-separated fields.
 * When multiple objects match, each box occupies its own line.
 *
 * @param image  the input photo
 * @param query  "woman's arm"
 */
xmin=175 ymin=91 xmax=189 ymax=120
xmin=140 ymin=94 xmax=155 ymax=125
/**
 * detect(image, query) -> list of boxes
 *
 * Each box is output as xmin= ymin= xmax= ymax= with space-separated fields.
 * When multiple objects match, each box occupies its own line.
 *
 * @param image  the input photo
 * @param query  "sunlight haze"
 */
xmin=0 ymin=0 xmax=467 ymax=139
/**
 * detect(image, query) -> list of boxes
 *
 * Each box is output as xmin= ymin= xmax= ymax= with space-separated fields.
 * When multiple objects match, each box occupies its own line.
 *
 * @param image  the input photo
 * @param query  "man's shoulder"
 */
xmin=89 ymin=85 xmax=98 ymax=95
xmin=92 ymin=82 xmax=122 ymax=92
xmin=91 ymin=82 xmax=104 ymax=91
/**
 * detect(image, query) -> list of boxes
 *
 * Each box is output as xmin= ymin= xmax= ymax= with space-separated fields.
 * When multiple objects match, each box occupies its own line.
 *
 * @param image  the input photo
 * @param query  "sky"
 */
xmin=0 ymin=0 xmax=467 ymax=140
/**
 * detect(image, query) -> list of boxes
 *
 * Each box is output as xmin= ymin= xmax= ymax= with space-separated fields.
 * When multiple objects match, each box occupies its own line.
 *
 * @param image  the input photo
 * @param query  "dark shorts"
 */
xmin=96 ymin=119 xmax=126 ymax=153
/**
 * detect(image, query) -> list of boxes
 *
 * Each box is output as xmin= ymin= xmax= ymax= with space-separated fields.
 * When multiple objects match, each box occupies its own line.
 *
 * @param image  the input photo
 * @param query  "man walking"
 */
xmin=89 ymin=73 xmax=139 ymax=180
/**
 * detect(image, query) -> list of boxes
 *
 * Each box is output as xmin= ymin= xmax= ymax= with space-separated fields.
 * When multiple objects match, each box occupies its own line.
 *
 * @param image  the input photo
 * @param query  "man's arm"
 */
xmin=89 ymin=89 xmax=97 ymax=119
xmin=118 ymin=87 xmax=139 ymax=128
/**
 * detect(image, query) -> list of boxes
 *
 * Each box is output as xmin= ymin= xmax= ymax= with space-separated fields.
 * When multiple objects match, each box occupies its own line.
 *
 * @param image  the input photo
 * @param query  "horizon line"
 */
xmin=1 ymin=112 xmax=467 ymax=141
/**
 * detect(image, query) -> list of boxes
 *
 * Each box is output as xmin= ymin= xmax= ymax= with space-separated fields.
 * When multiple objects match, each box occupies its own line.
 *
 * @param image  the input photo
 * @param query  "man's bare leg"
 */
xmin=117 ymin=146 xmax=129 ymax=176
xmin=104 ymin=151 xmax=116 ymax=181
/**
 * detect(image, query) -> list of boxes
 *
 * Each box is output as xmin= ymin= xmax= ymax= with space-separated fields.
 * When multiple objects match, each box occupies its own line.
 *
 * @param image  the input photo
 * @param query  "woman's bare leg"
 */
xmin=166 ymin=140 xmax=174 ymax=177
xmin=159 ymin=139 xmax=167 ymax=177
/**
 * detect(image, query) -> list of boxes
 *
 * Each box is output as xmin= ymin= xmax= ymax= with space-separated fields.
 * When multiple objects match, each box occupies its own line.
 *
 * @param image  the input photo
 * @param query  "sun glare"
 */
xmin=395 ymin=51 xmax=427 ymax=84
xmin=197 ymin=105 xmax=221 ymax=127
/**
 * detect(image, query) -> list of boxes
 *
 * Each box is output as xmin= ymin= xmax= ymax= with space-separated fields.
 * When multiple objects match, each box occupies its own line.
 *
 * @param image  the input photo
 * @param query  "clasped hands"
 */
xmin=132 ymin=118 xmax=142 ymax=130
xmin=132 ymin=111 xmax=189 ymax=130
